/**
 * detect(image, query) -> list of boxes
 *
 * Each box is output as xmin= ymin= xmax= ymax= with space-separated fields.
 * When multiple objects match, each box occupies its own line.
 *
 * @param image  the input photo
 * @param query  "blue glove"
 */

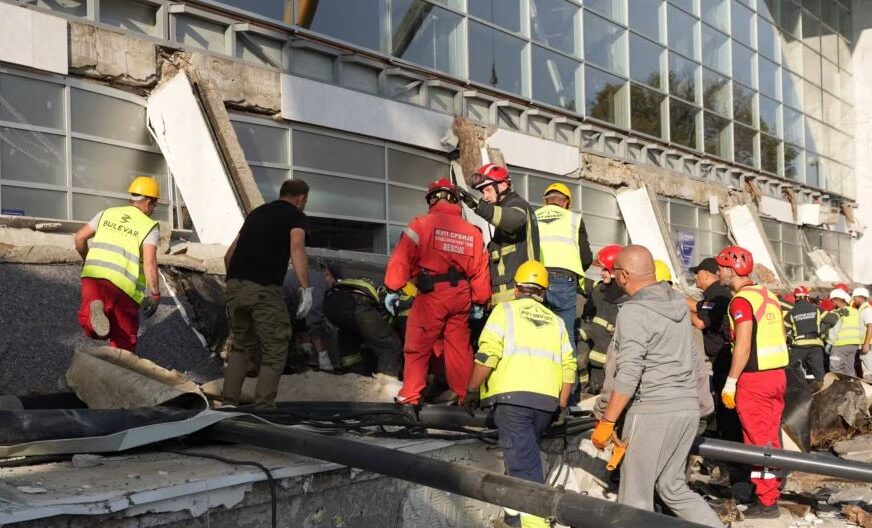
xmin=384 ymin=292 xmax=400 ymax=315
xmin=470 ymin=305 xmax=485 ymax=320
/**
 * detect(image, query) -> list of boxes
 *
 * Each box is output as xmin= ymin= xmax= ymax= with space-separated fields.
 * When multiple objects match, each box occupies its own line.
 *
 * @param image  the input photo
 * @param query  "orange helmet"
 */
xmin=594 ymin=244 xmax=623 ymax=272
xmin=793 ymin=285 xmax=810 ymax=298
xmin=715 ymin=246 xmax=754 ymax=276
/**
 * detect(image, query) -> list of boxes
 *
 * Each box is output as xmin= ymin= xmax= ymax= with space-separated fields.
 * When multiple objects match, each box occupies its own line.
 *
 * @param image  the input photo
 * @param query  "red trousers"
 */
xmin=736 ymin=368 xmax=786 ymax=506
xmin=398 ymin=283 xmax=472 ymax=405
xmin=78 ymin=277 xmax=141 ymax=352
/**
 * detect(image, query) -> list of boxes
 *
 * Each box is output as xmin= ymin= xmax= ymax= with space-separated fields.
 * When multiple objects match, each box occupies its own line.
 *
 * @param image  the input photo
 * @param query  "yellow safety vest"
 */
xmin=476 ymin=297 xmax=576 ymax=411
xmin=81 ymin=206 xmax=157 ymax=304
xmin=729 ymin=285 xmax=789 ymax=371
xmin=534 ymin=205 xmax=584 ymax=276
xmin=834 ymin=306 xmax=863 ymax=346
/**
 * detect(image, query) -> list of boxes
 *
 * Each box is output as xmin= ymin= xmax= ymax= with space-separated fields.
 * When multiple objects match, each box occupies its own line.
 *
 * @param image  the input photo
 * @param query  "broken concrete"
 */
xmin=69 ymin=22 xmax=159 ymax=90
xmin=810 ymin=373 xmax=872 ymax=448
xmin=201 ymin=371 xmax=403 ymax=404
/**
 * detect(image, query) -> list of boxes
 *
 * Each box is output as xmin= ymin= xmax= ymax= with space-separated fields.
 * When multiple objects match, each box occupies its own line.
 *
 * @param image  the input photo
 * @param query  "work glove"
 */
xmin=384 ymin=291 xmax=400 ymax=315
xmin=457 ymin=187 xmax=480 ymax=209
xmin=721 ymin=376 xmax=738 ymax=410
xmin=591 ymin=419 xmax=615 ymax=450
xmin=296 ymin=286 xmax=314 ymax=319
xmin=463 ymin=388 xmax=481 ymax=417
xmin=469 ymin=304 xmax=486 ymax=320
xmin=141 ymin=293 xmax=160 ymax=318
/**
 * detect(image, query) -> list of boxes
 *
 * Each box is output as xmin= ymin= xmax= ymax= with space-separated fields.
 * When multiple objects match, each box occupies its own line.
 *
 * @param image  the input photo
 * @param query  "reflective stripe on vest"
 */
xmin=81 ymin=205 xmax=157 ymax=304
xmin=535 ymin=205 xmax=584 ymax=276
xmin=588 ymin=349 xmax=608 ymax=366
xmin=335 ymin=278 xmax=379 ymax=302
xmin=788 ymin=302 xmax=823 ymax=347
xmin=729 ymin=285 xmax=789 ymax=371
xmin=835 ymin=306 xmax=863 ymax=346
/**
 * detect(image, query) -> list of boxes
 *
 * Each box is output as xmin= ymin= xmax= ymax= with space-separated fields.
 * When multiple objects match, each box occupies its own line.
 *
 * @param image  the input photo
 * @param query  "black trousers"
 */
xmin=323 ymin=291 xmax=402 ymax=378
xmin=789 ymin=345 xmax=826 ymax=381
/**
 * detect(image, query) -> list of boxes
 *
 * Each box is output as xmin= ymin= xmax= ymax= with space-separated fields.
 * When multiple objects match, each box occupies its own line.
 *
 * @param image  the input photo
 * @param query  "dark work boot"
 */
xmin=742 ymin=502 xmax=780 ymax=519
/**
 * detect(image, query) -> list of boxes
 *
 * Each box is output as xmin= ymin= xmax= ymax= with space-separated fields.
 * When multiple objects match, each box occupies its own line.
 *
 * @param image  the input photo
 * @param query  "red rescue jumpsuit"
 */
xmin=385 ymin=200 xmax=491 ymax=404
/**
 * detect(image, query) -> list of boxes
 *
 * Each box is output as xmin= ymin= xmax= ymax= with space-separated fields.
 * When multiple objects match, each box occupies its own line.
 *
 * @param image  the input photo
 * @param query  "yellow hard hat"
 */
xmin=544 ymin=182 xmax=572 ymax=204
xmin=514 ymin=260 xmax=549 ymax=289
xmin=128 ymin=176 xmax=160 ymax=199
xmin=654 ymin=259 xmax=673 ymax=283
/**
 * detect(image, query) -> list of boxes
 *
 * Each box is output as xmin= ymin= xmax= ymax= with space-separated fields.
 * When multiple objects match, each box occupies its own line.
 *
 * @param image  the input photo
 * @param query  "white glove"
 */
xmin=384 ymin=292 xmax=400 ymax=315
xmin=721 ymin=376 xmax=738 ymax=410
xmin=296 ymin=286 xmax=314 ymax=319
xmin=470 ymin=305 xmax=485 ymax=320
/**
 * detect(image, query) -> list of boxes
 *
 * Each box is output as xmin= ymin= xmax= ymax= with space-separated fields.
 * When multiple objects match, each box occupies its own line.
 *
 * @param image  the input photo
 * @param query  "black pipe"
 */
xmin=208 ymin=418 xmax=710 ymax=528
xmin=692 ymin=437 xmax=872 ymax=483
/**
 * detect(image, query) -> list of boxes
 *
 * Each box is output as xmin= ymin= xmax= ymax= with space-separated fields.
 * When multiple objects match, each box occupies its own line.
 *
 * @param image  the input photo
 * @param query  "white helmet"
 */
xmin=829 ymin=289 xmax=852 ymax=303
xmin=852 ymin=287 xmax=870 ymax=299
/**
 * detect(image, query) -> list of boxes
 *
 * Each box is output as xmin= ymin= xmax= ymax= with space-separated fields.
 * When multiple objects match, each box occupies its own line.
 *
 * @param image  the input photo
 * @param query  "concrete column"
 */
xmin=851 ymin=0 xmax=872 ymax=283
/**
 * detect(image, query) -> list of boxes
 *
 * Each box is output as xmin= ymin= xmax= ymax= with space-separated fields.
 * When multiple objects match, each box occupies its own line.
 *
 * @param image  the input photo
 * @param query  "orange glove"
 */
xmin=591 ymin=419 xmax=615 ymax=450
xmin=721 ymin=376 xmax=738 ymax=410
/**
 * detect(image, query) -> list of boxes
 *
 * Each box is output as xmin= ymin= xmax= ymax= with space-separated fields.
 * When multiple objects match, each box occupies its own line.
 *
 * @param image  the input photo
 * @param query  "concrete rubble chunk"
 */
xmin=842 ymin=505 xmax=872 ymax=528
xmin=69 ymin=22 xmax=158 ymax=88
xmin=826 ymin=486 xmax=872 ymax=505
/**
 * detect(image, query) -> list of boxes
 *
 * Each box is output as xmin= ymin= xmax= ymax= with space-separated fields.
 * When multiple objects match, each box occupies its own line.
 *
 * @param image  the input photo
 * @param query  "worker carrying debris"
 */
xmin=222 ymin=179 xmax=312 ymax=408
xmin=829 ymin=287 xmax=862 ymax=377
xmin=577 ymin=244 xmax=623 ymax=394
xmin=457 ymin=163 xmax=540 ymax=305
xmin=465 ymin=260 xmax=576 ymax=528
xmin=322 ymin=276 xmax=402 ymax=379
xmin=718 ymin=245 xmax=789 ymax=519
xmin=74 ymin=176 xmax=163 ymax=352
xmin=851 ymin=287 xmax=872 ymax=381
xmin=385 ymin=179 xmax=491 ymax=406
xmin=785 ymin=286 xmax=828 ymax=382
xmin=591 ymin=246 xmax=722 ymax=527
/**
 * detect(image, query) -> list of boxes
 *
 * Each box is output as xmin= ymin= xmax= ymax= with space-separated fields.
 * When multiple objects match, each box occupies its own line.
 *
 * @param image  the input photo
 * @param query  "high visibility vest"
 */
xmin=534 ymin=204 xmax=584 ymax=276
xmin=335 ymin=278 xmax=380 ymax=303
xmin=81 ymin=205 xmax=157 ymax=304
xmin=476 ymin=297 xmax=576 ymax=411
xmin=834 ymin=306 xmax=863 ymax=346
xmin=787 ymin=301 xmax=823 ymax=347
xmin=729 ymin=285 xmax=789 ymax=371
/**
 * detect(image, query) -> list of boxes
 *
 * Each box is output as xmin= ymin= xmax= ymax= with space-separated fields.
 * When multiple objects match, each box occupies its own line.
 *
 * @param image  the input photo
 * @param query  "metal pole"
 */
xmin=208 ymin=418 xmax=710 ymax=528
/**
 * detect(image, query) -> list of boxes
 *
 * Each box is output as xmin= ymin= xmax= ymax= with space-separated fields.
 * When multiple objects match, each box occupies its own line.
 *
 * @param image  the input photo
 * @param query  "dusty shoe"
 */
xmin=742 ymin=502 xmax=780 ymax=519
xmin=89 ymin=300 xmax=110 ymax=338
xmin=318 ymin=350 xmax=334 ymax=371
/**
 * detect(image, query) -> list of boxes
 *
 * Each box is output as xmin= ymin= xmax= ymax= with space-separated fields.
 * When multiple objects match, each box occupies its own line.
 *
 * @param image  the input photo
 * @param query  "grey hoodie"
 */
xmin=611 ymin=282 xmax=698 ymax=414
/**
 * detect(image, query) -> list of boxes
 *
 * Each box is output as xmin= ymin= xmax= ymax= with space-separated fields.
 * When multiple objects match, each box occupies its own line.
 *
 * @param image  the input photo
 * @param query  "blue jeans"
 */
xmin=493 ymin=404 xmax=553 ymax=482
xmin=545 ymin=271 xmax=578 ymax=351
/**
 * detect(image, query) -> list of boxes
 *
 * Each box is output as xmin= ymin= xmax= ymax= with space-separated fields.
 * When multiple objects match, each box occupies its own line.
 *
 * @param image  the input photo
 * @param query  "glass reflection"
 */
xmin=585 ymin=0 xmax=625 ymax=24
xmin=701 ymin=24 xmax=729 ymax=75
xmin=629 ymin=0 xmax=661 ymax=42
xmin=391 ymin=0 xmax=462 ymax=76
xmin=584 ymin=13 xmax=627 ymax=76
xmin=469 ymin=0 xmax=521 ymax=32
xmin=668 ymin=5 xmax=697 ymax=59
xmin=732 ymin=42 xmax=755 ymax=88
xmin=668 ymin=52 xmax=698 ymax=102
xmin=630 ymin=34 xmax=663 ymax=90
xmin=761 ymin=133 xmax=779 ymax=174
xmin=468 ymin=21 xmax=524 ymax=95
xmin=585 ymin=65 xmax=626 ymax=125
xmin=732 ymin=2 xmax=754 ymax=47
xmin=733 ymin=123 xmax=755 ymax=167
xmin=630 ymin=84 xmax=664 ymax=137
xmin=703 ymin=112 xmax=730 ymax=158
xmin=758 ymin=57 xmax=779 ymax=100
xmin=301 ymin=0 xmax=382 ymax=51
xmin=784 ymin=144 xmax=803 ymax=181
xmin=702 ymin=68 xmax=730 ymax=117
xmin=758 ymin=19 xmax=779 ymax=60
xmin=733 ymin=82 xmax=755 ymax=126
xmin=530 ymin=0 xmax=577 ymax=54
xmin=670 ymin=98 xmax=698 ymax=149
xmin=532 ymin=46 xmax=579 ymax=111
xmin=759 ymin=95 xmax=780 ymax=137
xmin=700 ymin=0 xmax=728 ymax=33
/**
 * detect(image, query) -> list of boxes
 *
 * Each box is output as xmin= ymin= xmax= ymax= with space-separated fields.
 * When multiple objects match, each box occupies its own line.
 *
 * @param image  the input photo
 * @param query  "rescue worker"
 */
xmin=465 ymin=260 xmax=576 ymax=528
xmin=578 ymin=244 xmax=623 ymax=394
xmin=322 ymin=277 xmax=402 ymax=378
xmin=829 ymin=288 xmax=861 ymax=377
xmin=718 ymin=246 xmax=789 ymax=519
xmin=591 ymin=246 xmax=722 ymax=527
xmin=223 ymin=179 xmax=312 ymax=407
xmin=853 ymin=287 xmax=872 ymax=381
xmin=385 ymin=179 xmax=491 ymax=405
xmin=74 ymin=176 xmax=162 ymax=352
xmin=785 ymin=286 xmax=826 ymax=381
xmin=457 ymin=163 xmax=540 ymax=305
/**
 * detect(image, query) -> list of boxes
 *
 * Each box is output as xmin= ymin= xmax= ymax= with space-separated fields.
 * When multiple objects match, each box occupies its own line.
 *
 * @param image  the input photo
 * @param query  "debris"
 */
xmin=715 ymin=499 xmax=741 ymax=525
xmin=158 ymin=470 xmax=168 ymax=476
xmin=842 ymin=505 xmax=872 ymax=528
xmin=810 ymin=373 xmax=872 ymax=448
xmin=33 ymin=223 xmax=62 ymax=232
xmin=71 ymin=454 xmax=104 ymax=468
xmin=781 ymin=502 xmax=812 ymax=517
xmin=16 ymin=486 xmax=47 ymax=494
xmin=826 ymin=486 xmax=872 ymax=506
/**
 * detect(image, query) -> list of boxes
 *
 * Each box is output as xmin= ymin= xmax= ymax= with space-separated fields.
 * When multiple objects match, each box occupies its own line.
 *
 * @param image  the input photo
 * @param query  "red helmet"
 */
xmin=473 ymin=163 xmax=510 ymax=190
xmin=782 ymin=294 xmax=796 ymax=305
xmin=426 ymin=178 xmax=458 ymax=203
xmin=793 ymin=285 xmax=810 ymax=297
xmin=819 ymin=298 xmax=835 ymax=311
xmin=715 ymin=246 xmax=754 ymax=276
xmin=834 ymin=282 xmax=850 ymax=293
xmin=594 ymin=244 xmax=623 ymax=272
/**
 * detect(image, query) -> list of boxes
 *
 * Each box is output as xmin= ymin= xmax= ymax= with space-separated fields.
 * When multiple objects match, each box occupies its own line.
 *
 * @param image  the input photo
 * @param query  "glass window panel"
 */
xmin=804 ymin=82 xmax=821 ymax=120
xmin=667 ymin=5 xmax=697 ymax=59
xmin=585 ymin=66 xmax=626 ymax=125
xmin=702 ymin=68 xmax=730 ymax=117
xmin=758 ymin=19 xmax=779 ymax=60
xmin=782 ymin=36 xmax=804 ymax=74
xmin=1 ymin=185 xmax=66 ymax=219
xmin=0 ymin=128 xmax=65 ymax=185
xmin=701 ymin=24 xmax=729 ymax=75
xmin=308 ymin=217 xmax=386 ymax=254
xmin=215 ymin=0 xmax=287 ymax=20
xmin=806 ymin=154 xmax=821 ymax=188
xmin=821 ymin=33 xmax=838 ymax=65
xmin=758 ymin=57 xmax=779 ymax=99
xmin=175 ymin=15 xmax=226 ymax=53
xmin=732 ymin=42 xmax=756 ymax=88
xmin=840 ymin=7 xmax=852 ymax=41
xmin=469 ymin=0 xmax=522 ymax=32
xmin=703 ymin=112 xmax=730 ymax=158
xmin=301 ymin=0 xmax=383 ymax=51
xmin=532 ymin=46 xmax=580 ymax=111
xmin=391 ymin=1 xmax=463 ymax=76
xmin=784 ymin=143 xmax=803 ymax=181
xmin=583 ymin=215 xmax=627 ymax=247
xmin=804 ymin=116 xmax=822 ymax=154
xmin=630 ymin=84 xmax=664 ymax=137
xmin=72 ymin=139 xmax=167 ymax=194
xmin=823 ymin=92 xmax=840 ymax=128
xmin=759 ymin=95 xmax=780 ymax=137
xmin=734 ymin=123 xmax=755 ymax=167
xmin=668 ymin=52 xmax=698 ymax=102
xmin=803 ymin=46 xmax=821 ymax=86
xmin=100 ymin=0 xmax=159 ymax=36
xmin=20 ymin=0 xmax=86 ymax=16
xmin=232 ymin=122 xmax=289 ymax=164
xmin=251 ymin=166 xmax=290 ymax=202
xmin=388 ymin=150 xmax=448 ymax=187
xmin=669 ymin=98 xmax=699 ymax=149
xmin=841 ymin=71 xmax=853 ymax=104
xmin=803 ymin=0 xmax=821 ymax=17
xmin=296 ymin=170 xmax=385 ymax=220
xmin=670 ymin=201 xmax=696 ymax=227
xmin=732 ymin=2 xmax=754 ymax=47
xmin=629 ymin=0 xmax=661 ymax=42
xmin=0 ymin=74 xmax=63 ymax=129
xmin=760 ymin=133 xmax=779 ymax=174
xmin=584 ymin=13 xmax=627 ymax=76
xmin=584 ymin=0 xmax=625 ymax=24
xmin=71 ymin=89 xmax=154 ymax=146
xmin=838 ymin=36 xmax=851 ymax=70
xmin=779 ymin=0 xmax=802 ymax=38
xmin=668 ymin=0 xmax=695 ymax=15
xmin=236 ymin=32 xmax=284 ymax=68
xmin=803 ymin=11 xmax=820 ymax=51
xmin=821 ymin=59 xmax=838 ymax=96
xmin=700 ymin=0 xmax=728 ymax=32
xmin=294 ymin=130 xmax=384 ymax=179
xmin=72 ymin=193 xmax=128 ymax=222
xmin=530 ymin=0 xmax=577 ymax=54
xmin=629 ymin=34 xmax=663 ymax=90
xmin=783 ymin=70 xmax=803 ymax=109
xmin=468 ymin=22 xmax=525 ymax=95
xmin=389 ymin=185 xmax=427 ymax=223
xmin=581 ymin=186 xmax=620 ymax=217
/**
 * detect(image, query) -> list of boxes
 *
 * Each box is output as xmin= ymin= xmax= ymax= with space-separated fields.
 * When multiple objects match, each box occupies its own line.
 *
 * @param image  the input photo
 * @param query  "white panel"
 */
xmin=616 ymin=187 xmax=677 ymax=280
xmin=487 ymin=129 xmax=580 ymax=176
xmin=852 ymin=2 xmax=872 ymax=283
xmin=759 ymin=196 xmax=795 ymax=224
xmin=281 ymin=74 xmax=455 ymax=152
xmin=722 ymin=205 xmax=781 ymax=280
xmin=0 ymin=4 xmax=68 ymax=75
xmin=796 ymin=203 xmax=822 ymax=226
xmin=146 ymin=73 xmax=244 ymax=245
xmin=806 ymin=249 xmax=847 ymax=283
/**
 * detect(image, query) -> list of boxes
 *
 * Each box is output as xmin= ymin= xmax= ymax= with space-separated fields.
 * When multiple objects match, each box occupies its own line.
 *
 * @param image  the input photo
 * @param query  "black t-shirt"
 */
xmin=227 ymin=200 xmax=307 ymax=286
xmin=696 ymin=282 xmax=732 ymax=359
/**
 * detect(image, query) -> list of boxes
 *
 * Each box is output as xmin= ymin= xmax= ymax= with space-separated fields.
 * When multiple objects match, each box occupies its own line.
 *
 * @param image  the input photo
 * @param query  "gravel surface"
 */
xmin=0 ymin=264 xmax=223 ymax=396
